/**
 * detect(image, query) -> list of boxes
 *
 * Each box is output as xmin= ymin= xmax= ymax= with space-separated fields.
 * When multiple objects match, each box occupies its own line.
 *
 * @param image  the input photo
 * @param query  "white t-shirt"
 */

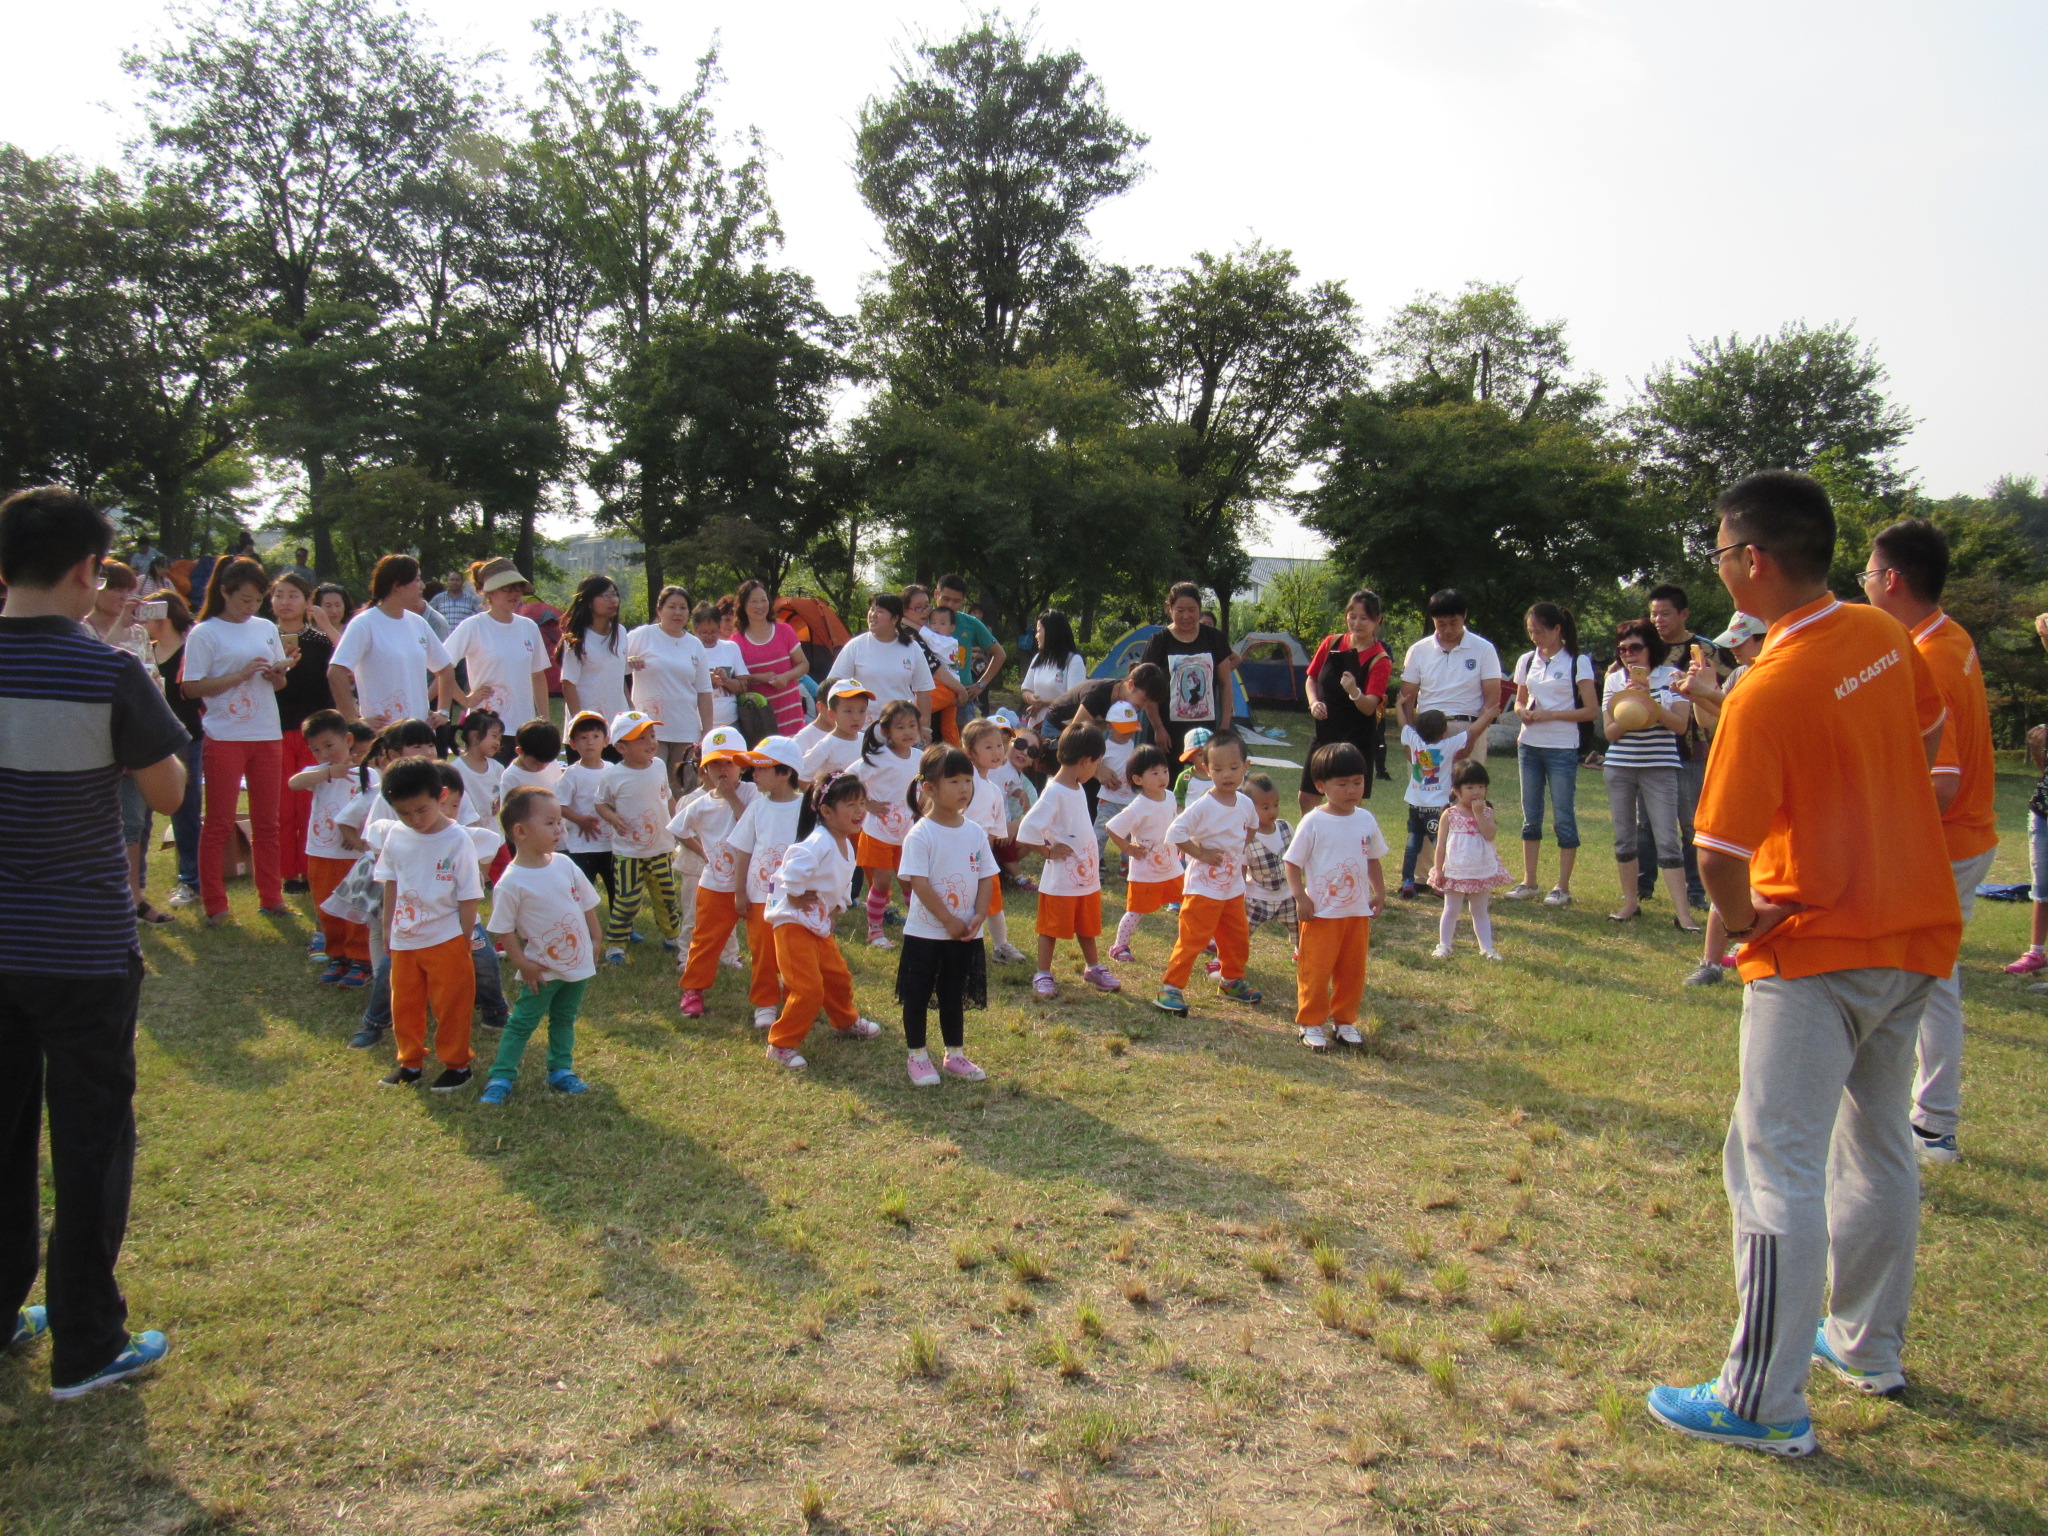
xmin=306 ymin=766 xmax=380 ymax=859
xmin=899 ymin=815 xmax=996 ymax=940
xmin=922 ymin=630 xmax=962 ymax=671
xmin=624 ymin=624 xmax=712 ymax=744
xmin=989 ymin=760 xmax=1034 ymax=826
xmin=1400 ymin=726 xmax=1469 ymax=808
xmin=1022 ymin=653 xmax=1087 ymax=703
xmin=1168 ymin=789 xmax=1259 ymax=903
xmin=1104 ymin=793 xmax=1182 ymax=886
xmin=1016 ymin=778 xmax=1100 ymax=897
xmin=1400 ymin=631 xmax=1503 ymax=719
xmin=1513 ymin=648 xmax=1597 ymax=750
xmin=467 ymin=822 xmax=505 ymax=873
xmin=556 ymin=629 xmax=629 ymax=722
xmin=969 ymin=773 xmax=1010 ymax=844
xmin=669 ymin=785 xmax=758 ymax=893
xmin=801 ymin=730 xmax=863 ymax=784
xmin=825 ymin=633 xmax=933 ymax=724
xmin=452 ymin=756 xmax=503 ymax=828
xmin=182 ymin=615 xmax=285 ymax=741
xmin=500 ymin=759 xmax=565 ymax=800
xmin=854 ymin=745 xmax=919 ymax=846
xmin=1284 ymin=804 xmax=1390 ymax=920
xmin=701 ymin=637 xmax=746 ymax=728
xmin=558 ymin=761 xmax=611 ymax=853
xmin=487 ymin=854 xmax=602 ymax=983
xmin=373 ymin=820 xmax=485 ymax=950
xmin=333 ymin=605 xmax=452 ymax=726
xmin=1098 ymin=733 xmax=1136 ymax=806
xmin=793 ymin=719 xmax=830 ymax=758
xmin=725 ymin=795 xmax=804 ymax=908
xmin=766 ymin=825 xmax=856 ymax=937
xmin=447 ymin=611 xmax=548 ymax=724
xmin=596 ymin=761 xmax=676 ymax=858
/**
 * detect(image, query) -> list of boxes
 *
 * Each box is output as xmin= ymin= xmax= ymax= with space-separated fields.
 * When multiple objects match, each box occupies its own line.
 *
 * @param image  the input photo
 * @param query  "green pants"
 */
xmin=488 ymin=976 xmax=589 ymax=1084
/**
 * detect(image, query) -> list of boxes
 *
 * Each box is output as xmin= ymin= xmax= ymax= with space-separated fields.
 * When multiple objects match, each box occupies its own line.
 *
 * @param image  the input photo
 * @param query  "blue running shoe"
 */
xmin=1813 ymin=1325 xmax=1906 ymax=1398
xmin=1154 ymin=984 xmax=1189 ymax=1017
xmin=546 ymin=1070 xmax=591 ymax=1095
xmin=9 ymin=1305 xmax=47 ymax=1349
xmin=50 ymin=1330 xmax=169 ymax=1401
xmin=1218 ymin=976 xmax=1263 ymax=1005
xmin=478 ymin=1079 xmax=513 ymax=1106
xmin=1644 ymin=1380 xmax=1816 ymax=1456
xmin=307 ymin=931 xmax=326 ymax=957
xmin=1913 ymin=1129 xmax=1959 ymax=1164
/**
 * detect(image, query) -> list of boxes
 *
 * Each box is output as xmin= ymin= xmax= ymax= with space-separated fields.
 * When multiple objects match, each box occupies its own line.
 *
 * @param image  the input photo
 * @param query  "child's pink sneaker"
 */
xmin=1032 ymin=972 xmax=1057 ymax=999
xmin=838 ymin=1016 xmax=883 ymax=1039
xmin=679 ymin=988 xmax=706 ymax=1017
xmin=942 ymin=1052 xmax=986 ymax=1081
xmin=1108 ymin=943 xmax=1134 ymax=963
xmin=2005 ymin=949 xmax=2047 ymax=975
xmin=1082 ymin=964 xmax=1121 ymax=993
xmin=1205 ymin=956 xmax=1223 ymax=976
xmin=766 ymin=1045 xmax=806 ymax=1070
xmin=907 ymin=1051 xmax=941 ymax=1087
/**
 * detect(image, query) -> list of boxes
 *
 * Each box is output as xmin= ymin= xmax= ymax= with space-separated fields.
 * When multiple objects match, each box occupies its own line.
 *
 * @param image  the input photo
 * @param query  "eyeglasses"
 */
xmin=1854 ymin=567 xmax=1893 ymax=588
xmin=1711 ymin=541 xmax=1762 ymax=562
xmin=1616 ymin=642 xmax=1648 ymax=654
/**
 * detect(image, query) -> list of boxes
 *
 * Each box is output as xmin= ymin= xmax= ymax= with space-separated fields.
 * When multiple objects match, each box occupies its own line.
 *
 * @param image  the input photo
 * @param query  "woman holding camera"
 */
xmin=1601 ymin=618 xmax=1699 ymax=930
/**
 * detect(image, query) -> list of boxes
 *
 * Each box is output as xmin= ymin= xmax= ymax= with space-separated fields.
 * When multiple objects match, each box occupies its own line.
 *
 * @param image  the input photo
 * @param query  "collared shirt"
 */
xmin=1694 ymin=596 xmax=1959 ymax=983
xmin=1401 ymin=630 xmax=1502 ymax=718
xmin=429 ymin=588 xmax=484 ymax=626
xmin=1911 ymin=609 xmax=1998 ymax=862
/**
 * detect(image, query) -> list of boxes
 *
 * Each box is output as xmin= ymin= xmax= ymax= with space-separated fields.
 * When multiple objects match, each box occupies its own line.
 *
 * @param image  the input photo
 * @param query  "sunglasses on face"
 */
xmin=1617 ymin=642 xmax=1648 ymax=654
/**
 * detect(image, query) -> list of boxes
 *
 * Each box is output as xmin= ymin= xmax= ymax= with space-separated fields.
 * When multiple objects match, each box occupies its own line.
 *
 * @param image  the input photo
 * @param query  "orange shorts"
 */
xmin=1125 ymin=875 xmax=1183 ymax=915
xmin=1037 ymin=889 xmax=1103 ymax=940
xmin=856 ymin=832 xmax=902 ymax=872
xmin=989 ymin=879 xmax=1004 ymax=915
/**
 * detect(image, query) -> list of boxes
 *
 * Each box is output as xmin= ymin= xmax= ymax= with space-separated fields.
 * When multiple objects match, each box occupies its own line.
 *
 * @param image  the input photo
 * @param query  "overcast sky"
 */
xmin=7 ymin=0 xmax=2043 ymax=556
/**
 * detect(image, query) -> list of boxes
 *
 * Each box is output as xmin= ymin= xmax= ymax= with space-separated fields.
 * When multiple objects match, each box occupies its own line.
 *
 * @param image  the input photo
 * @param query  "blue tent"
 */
xmin=1090 ymin=623 xmax=1253 ymax=725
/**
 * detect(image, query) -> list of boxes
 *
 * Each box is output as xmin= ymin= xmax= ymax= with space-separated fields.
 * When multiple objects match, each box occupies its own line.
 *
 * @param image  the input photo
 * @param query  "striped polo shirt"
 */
xmin=0 ymin=616 xmax=189 ymax=976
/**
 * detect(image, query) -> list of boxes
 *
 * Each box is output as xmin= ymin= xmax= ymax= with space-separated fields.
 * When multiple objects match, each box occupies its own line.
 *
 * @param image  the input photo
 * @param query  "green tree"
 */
xmin=1378 ymin=281 xmax=1603 ymax=425
xmin=1237 ymin=560 xmax=1347 ymax=645
xmin=1301 ymin=382 xmax=1675 ymax=645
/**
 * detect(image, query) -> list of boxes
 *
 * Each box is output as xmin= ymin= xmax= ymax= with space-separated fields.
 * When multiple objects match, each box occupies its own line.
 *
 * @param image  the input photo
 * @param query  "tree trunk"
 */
xmin=515 ymin=502 xmax=539 ymax=580
xmin=303 ymin=453 xmax=336 ymax=575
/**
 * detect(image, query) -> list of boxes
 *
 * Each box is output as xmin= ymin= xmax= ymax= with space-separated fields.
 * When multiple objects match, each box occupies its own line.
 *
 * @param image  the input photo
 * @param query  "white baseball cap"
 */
xmin=699 ymin=724 xmax=751 ymax=764
xmin=1105 ymin=700 xmax=1142 ymax=733
xmin=826 ymin=678 xmax=876 ymax=703
xmin=987 ymin=707 xmax=1022 ymax=731
xmin=610 ymin=710 xmax=658 ymax=742
xmin=749 ymin=734 xmax=806 ymax=777
xmin=1712 ymin=612 xmax=1769 ymax=649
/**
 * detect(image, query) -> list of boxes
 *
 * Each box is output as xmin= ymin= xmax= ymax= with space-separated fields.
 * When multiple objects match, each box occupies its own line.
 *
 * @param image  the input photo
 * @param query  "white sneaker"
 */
xmin=1299 ymin=1025 xmax=1330 ymax=1051
xmin=992 ymin=942 xmax=1029 ymax=965
xmin=167 ymin=884 xmax=200 ymax=907
xmin=1335 ymin=1024 xmax=1364 ymax=1046
xmin=766 ymin=1045 xmax=807 ymax=1070
xmin=1542 ymin=888 xmax=1572 ymax=907
xmin=719 ymin=946 xmax=745 ymax=970
xmin=1480 ymin=949 xmax=1505 ymax=962
xmin=1502 ymin=884 xmax=1540 ymax=901
xmin=868 ymin=934 xmax=896 ymax=951
xmin=1431 ymin=944 xmax=1453 ymax=959
xmin=841 ymin=1016 xmax=883 ymax=1039
xmin=752 ymin=1006 xmax=778 ymax=1030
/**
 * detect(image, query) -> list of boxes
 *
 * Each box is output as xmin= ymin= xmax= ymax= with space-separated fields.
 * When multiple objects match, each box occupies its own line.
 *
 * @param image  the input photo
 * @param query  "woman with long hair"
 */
xmin=822 ymin=592 xmax=934 ymax=736
xmin=625 ymin=584 xmax=714 ymax=792
xmin=1300 ymin=590 xmax=1392 ymax=814
xmin=1019 ymin=610 xmax=1086 ymax=726
xmin=260 ymin=571 xmax=337 ymax=889
xmin=1507 ymin=602 xmax=1599 ymax=905
xmin=557 ymin=575 xmax=629 ymax=723
xmin=142 ymin=588 xmax=205 ymax=907
xmin=313 ymin=582 xmax=354 ymax=634
xmin=732 ymin=578 xmax=809 ymax=735
xmin=181 ymin=557 xmax=291 ymax=924
xmin=328 ymin=555 xmax=456 ymax=728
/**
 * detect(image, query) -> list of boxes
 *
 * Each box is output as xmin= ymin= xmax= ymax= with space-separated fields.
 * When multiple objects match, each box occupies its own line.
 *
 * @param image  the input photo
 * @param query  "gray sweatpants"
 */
xmin=1912 ymin=848 xmax=1996 ymax=1138
xmin=1719 ymin=966 xmax=1934 ymax=1426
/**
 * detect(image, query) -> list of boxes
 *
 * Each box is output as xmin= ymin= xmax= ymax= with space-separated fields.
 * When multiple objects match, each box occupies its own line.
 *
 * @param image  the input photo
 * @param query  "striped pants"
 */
xmin=605 ymin=855 xmax=681 ymax=948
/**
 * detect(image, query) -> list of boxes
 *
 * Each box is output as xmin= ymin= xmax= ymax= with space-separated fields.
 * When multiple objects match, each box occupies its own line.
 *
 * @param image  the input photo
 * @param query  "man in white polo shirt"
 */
xmin=1396 ymin=589 xmax=1503 ymax=754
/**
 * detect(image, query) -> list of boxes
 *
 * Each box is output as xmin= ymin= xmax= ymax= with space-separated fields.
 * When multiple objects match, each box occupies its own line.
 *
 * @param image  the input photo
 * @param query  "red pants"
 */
xmin=278 ymin=728 xmax=315 ymax=881
xmin=1296 ymin=914 xmax=1370 ymax=1026
xmin=679 ymin=887 xmax=776 ymax=1007
xmin=391 ymin=934 xmax=476 ymax=1069
xmin=1163 ymin=893 xmax=1249 ymax=987
xmin=769 ymin=924 xmax=857 ymax=1049
xmin=307 ymin=854 xmax=369 ymax=962
xmin=200 ymin=736 xmax=283 ymax=916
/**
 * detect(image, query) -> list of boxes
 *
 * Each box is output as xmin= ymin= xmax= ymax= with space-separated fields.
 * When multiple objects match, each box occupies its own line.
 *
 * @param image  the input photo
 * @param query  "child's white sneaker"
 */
xmin=1299 ymin=1025 xmax=1330 ymax=1051
xmin=1481 ymin=948 xmax=1505 ymax=962
xmin=1335 ymin=1024 xmax=1364 ymax=1046
xmin=752 ymin=1005 xmax=778 ymax=1029
xmin=766 ymin=1045 xmax=807 ymax=1070
xmin=907 ymin=1051 xmax=941 ymax=1087
xmin=1431 ymin=943 xmax=1453 ymax=959
xmin=840 ymin=1016 xmax=884 ymax=1039
xmin=991 ymin=942 xmax=1028 ymax=965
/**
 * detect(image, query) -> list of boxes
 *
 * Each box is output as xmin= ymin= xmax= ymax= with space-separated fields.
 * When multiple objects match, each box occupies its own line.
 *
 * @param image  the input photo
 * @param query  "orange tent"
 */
xmin=775 ymin=595 xmax=852 ymax=652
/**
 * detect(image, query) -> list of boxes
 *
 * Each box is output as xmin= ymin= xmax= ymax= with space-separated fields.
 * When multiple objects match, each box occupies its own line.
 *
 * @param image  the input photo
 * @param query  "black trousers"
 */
xmin=895 ymin=934 xmax=986 ymax=1050
xmin=569 ymin=849 xmax=616 ymax=906
xmin=1 ymin=954 xmax=144 ymax=1387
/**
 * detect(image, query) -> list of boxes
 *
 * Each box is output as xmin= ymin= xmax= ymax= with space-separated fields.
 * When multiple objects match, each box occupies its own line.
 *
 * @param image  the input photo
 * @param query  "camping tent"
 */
xmin=776 ymin=595 xmax=854 ymax=679
xmin=1233 ymin=631 xmax=1312 ymax=710
xmin=1089 ymin=623 xmax=1253 ymax=725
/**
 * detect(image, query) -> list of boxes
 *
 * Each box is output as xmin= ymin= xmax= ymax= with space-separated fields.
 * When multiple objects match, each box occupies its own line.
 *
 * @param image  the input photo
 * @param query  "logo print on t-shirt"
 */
xmin=534 ymin=915 xmax=583 ymax=973
xmin=1317 ymin=862 xmax=1361 ymax=911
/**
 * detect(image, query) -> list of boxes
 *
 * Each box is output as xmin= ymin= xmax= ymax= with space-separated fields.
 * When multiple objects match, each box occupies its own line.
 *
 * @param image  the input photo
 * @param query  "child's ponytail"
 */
xmin=862 ymin=698 xmax=920 ymax=763
xmin=797 ymin=771 xmax=866 ymax=842
xmin=908 ymin=743 xmax=974 ymax=824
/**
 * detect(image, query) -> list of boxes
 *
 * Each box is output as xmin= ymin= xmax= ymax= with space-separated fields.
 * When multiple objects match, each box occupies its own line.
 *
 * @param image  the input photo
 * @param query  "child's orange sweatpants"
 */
xmin=1163 ymin=893 xmax=1249 ymax=987
xmin=679 ymin=886 xmax=778 ymax=1006
xmin=391 ymin=934 xmax=476 ymax=1069
xmin=769 ymin=924 xmax=858 ymax=1050
xmin=308 ymin=854 xmax=370 ymax=963
xmin=1295 ymin=914 xmax=1370 ymax=1026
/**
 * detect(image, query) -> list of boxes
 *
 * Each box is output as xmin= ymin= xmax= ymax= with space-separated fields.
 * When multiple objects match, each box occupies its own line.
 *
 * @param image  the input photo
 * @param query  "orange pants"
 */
xmin=1036 ymin=889 xmax=1102 ymax=939
xmin=680 ymin=885 xmax=773 ymax=1000
xmin=1163 ymin=893 xmax=1249 ymax=987
xmin=1296 ymin=914 xmax=1371 ymax=1025
xmin=308 ymin=854 xmax=369 ymax=963
xmin=391 ymin=934 xmax=476 ymax=1069
xmin=769 ymin=923 xmax=858 ymax=1049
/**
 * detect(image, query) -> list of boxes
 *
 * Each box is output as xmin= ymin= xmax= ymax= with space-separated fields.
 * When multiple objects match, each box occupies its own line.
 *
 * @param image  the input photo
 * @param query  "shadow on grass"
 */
xmin=1786 ymin=1443 xmax=2048 ymax=1533
xmin=0 ymin=1374 xmax=209 ymax=1534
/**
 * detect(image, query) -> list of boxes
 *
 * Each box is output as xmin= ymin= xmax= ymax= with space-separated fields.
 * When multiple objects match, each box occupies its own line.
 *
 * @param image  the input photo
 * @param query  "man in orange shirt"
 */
xmin=1860 ymin=520 xmax=1998 ymax=1163
xmin=1645 ymin=472 xmax=1961 ymax=1456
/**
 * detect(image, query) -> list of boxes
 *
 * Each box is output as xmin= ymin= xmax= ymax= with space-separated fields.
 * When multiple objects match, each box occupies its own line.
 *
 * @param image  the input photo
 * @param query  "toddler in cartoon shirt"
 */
xmin=372 ymin=759 xmax=485 ymax=1092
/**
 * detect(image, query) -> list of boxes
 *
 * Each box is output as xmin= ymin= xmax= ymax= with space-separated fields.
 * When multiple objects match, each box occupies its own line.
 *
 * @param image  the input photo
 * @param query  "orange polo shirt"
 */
xmin=1911 ymin=609 xmax=1998 ymax=862
xmin=1695 ymin=597 xmax=1960 ymax=983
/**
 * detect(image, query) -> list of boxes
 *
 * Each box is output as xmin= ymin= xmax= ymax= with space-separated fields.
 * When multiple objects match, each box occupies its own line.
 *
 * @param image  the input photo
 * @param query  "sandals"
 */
xmin=135 ymin=901 xmax=173 ymax=926
xmin=1607 ymin=907 xmax=1640 ymax=923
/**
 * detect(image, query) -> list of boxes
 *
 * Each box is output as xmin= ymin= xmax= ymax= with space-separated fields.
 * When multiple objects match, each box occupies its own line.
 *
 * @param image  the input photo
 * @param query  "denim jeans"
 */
xmin=1401 ymin=804 xmax=1445 ymax=886
xmin=1638 ymin=753 xmax=1705 ymax=903
xmin=1516 ymin=744 xmax=1581 ymax=850
xmin=170 ymin=737 xmax=203 ymax=889
xmin=365 ymin=922 xmax=506 ymax=1030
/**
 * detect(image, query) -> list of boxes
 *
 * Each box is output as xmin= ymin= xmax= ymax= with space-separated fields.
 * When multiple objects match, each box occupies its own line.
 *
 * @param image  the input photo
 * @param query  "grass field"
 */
xmin=5 ymin=719 xmax=2046 ymax=1535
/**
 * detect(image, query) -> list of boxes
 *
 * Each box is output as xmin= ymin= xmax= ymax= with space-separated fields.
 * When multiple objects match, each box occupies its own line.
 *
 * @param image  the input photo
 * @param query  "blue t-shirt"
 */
xmin=0 ymin=616 xmax=189 ymax=975
xmin=947 ymin=610 xmax=999 ymax=686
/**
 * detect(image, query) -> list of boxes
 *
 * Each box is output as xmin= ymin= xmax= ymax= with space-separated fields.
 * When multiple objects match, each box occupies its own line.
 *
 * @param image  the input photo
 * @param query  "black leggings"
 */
xmin=569 ymin=850 xmax=616 ymax=906
xmin=894 ymin=934 xmax=986 ymax=1050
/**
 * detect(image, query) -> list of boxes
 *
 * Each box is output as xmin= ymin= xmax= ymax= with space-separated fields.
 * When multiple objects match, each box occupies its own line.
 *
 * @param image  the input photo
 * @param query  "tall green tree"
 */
xmin=1378 ymin=280 xmax=1604 ymax=425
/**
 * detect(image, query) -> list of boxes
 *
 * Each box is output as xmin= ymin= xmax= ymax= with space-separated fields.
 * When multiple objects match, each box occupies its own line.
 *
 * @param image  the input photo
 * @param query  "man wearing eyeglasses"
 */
xmin=1644 ymin=472 xmax=1959 ymax=1458
xmin=1637 ymin=584 xmax=1735 ymax=909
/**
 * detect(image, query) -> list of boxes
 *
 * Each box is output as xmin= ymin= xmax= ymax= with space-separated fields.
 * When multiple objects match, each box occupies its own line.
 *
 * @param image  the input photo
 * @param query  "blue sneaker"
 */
xmin=478 ymin=1079 xmax=513 ymax=1106
xmin=50 ymin=1330 xmax=169 ymax=1401
xmin=1644 ymin=1380 xmax=1816 ymax=1456
xmin=604 ymin=948 xmax=626 ymax=967
xmin=1913 ymin=1129 xmax=1960 ymax=1164
xmin=659 ymin=937 xmax=681 ymax=953
xmin=546 ymin=1070 xmax=591 ymax=1095
xmin=307 ymin=931 xmax=326 ymax=957
xmin=1218 ymin=976 xmax=1263 ymax=1005
xmin=1154 ymin=984 xmax=1189 ymax=1017
xmin=1813 ymin=1324 xmax=1906 ymax=1397
xmin=9 ymin=1305 xmax=47 ymax=1349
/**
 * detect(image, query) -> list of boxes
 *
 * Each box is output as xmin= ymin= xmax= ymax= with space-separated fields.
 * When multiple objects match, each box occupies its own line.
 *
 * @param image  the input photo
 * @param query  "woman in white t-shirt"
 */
xmin=1018 ymin=610 xmax=1088 ymax=727
xmin=447 ymin=558 xmax=550 ymax=744
xmin=823 ymin=593 xmax=934 ymax=735
xmin=556 ymin=575 xmax=630 ymax=724
xmin=328 ymin=554 xmax=456 ymax=728
xmin=625 ymin=585 xmax=714 ymax=791
xmin=1507 ymin=602 xmax=1600 ymax=906
xmin=180 ymin=556 xmax=291 ymax=923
